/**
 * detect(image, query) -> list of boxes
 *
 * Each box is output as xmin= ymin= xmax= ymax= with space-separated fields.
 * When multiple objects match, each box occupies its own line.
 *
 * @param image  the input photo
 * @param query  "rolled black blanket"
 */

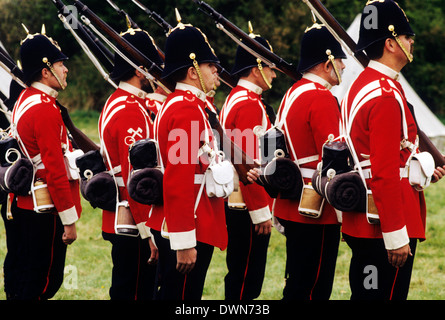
xmin=312 ymin=170 xmax=366 ymax=212
xmin=257 ymin=157 xmax=303 ymax=200
xmin=81 ymin=171 xmax=117 ymax=211
xmin=127 ymin=168 xmax=163 ymax=205
xmin=0 ymin=157 xmax=33 ymax=195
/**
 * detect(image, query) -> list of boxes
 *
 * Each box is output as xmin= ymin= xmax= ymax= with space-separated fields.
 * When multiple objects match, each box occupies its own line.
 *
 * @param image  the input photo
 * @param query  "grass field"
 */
xmin=1 ymin=110 xmax=445 ymax=300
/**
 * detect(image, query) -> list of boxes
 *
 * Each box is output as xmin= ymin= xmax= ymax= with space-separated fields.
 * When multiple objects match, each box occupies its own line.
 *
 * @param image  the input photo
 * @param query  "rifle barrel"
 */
xmin=52 ymin=0 xmax=115 ymax=72
xmin=73 ymin=0 xmax=174 ymax=92
xmin=193 ymin=0 xmax=300 ymax=81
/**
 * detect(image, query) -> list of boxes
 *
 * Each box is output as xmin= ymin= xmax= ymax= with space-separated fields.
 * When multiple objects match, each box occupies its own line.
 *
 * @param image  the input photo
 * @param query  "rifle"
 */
xmin=52 ymin=0 xmax=114 ymax=74
xmin=106 ymin=0 xmax=139 ymax=29
xmin=192 ymin=0 xmax=300 ymax=82
xmin=131 ymin=0 xmax=172 ymax=36
xmin=73 ymin=0 xmax=174 ymax=92
xmin=106 ymin=0 xmax=166 ymax=62
xmin=303 ymin=0 xmax=445 ymax=167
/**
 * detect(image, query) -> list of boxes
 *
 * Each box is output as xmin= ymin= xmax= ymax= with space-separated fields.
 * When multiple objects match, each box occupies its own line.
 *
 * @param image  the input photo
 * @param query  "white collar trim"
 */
xmin=302 ymin=73 xmax=332 ymax=90
xmin=31 ymin=82 xmax=58 ymax=98
xmin=176 ymin=82 xmax=207 ymax=102
xmin=146 ymin=93 xmax=167 ymax=103
xmin=368 ymin=60 xmax=400 ymax=81
xmin=237 ymin=79 xmax=263 ymax=95
xmin=119 ymin=81 xmax=148 ymax=99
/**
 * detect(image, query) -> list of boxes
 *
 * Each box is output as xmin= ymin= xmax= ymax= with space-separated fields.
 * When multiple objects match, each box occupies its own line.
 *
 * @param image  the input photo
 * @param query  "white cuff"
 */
xmin=382 ymin=225 xmax=409 ymax=250
xmin=169 ymin=230 xmax=196 ymax=250
xmin=58 ymin=206 xmax=78 ymax=225
xmin=137 ymin=222 xmax=151 ymax=239
xmin=249 ymin=206 xmax=272 ymax=224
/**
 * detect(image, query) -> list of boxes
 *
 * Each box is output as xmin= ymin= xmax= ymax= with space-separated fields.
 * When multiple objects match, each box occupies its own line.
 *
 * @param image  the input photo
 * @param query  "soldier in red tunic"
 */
xmin=219 ymin=26 xmax=274 ymax=300
xmin=272 ymin=24 xmax=346 ymax=300
xmin=341 ymin=0 xmax=445 ymax=300
xmin=99 ymin=27 xmax=162 ymax=300
xmin=8 ymin=29 xmax=81 ymax=299
xmin=147 ymin=16 xmax=228 ymax=300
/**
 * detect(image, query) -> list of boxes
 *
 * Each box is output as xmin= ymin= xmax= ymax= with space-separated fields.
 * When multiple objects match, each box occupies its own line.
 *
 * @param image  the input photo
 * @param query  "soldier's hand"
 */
xmin=176 ymin=248 xmax=197 ymax=274
xmin=147 ymin=238 xmax=158 ymax=265
xmin=387 ymin=243 xmax=412 ymax=268
xmin=432 ymin=165 xmax=445 ymax=183
xmin=247 ymin=168 xmax=261 ymax=183
xmin=255 ymin=219 xmax=272 ymax=235
xmin=62 ymin=223 xmax=77 ymax=245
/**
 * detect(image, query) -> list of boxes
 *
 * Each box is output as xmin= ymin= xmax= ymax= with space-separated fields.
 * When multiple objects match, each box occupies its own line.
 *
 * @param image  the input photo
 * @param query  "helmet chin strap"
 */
xmin=389 ymin=25 xmax=413 ymax=63
xmin=256 ymin=58 xmax=272 ymax=89
xmin=326 ymin=50 xmax=342 ymax=85
xmin=42 ymin=57 xmax=66 ymax=90
xmin=190 ymin=53 xmax=208 ymax=94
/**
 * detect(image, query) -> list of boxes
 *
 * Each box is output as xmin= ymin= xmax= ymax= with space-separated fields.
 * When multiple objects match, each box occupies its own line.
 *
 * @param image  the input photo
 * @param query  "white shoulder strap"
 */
xmin=341 ymin=79 xmax=409 ymax=185
xmin=275 ymin=83 xmax=318 ymax=169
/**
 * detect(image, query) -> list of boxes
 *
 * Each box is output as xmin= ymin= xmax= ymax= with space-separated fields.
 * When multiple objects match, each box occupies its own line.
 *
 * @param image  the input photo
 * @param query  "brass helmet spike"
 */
xmin=175 ymin=8 xmax=181 ymax=23
xmin=248 ymin=21 xmax=259 ymax=39
xmin=21 ymin=23 xmax=30 ymax=35
xmin=125 ymin=15 xmax=132 ymax=29
xmin=311 ymin=11 xmax=317 ymax=24
xmin=175 ymin=8 xmax=185 ymax=29
xmin=41 ymin=24 xmax=46 ymax=35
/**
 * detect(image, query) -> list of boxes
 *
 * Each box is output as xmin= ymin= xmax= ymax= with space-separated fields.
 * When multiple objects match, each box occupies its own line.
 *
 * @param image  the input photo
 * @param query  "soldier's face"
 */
xmin=198 ymin=62 xmax=218 ymax=92
xmin=259 ymin=66 xmax=276 ymax=91
xmin=49 ymin=61 xmax=68 ymax=90
xmin=399 ymin=35 xmax=415 ymax=59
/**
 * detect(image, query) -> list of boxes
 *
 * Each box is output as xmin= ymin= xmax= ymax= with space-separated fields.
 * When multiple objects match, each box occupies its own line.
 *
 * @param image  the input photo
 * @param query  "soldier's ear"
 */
xmin=384 ymin=38 xmax=397 ymax=54
xmin=41 ymin=67 xmax=51 ymax=79
xmin=187 ymin=66 xmax=199 ymax=80
xmin=323 ymin=60 xmax=332 ymax=73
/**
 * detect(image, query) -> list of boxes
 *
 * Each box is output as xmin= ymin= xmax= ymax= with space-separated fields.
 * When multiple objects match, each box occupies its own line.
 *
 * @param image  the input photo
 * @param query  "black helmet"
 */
xmin=231 ymin=24 xmax=274 ymax=75
xmin=297 ymin=24 xmax=346 ymax=74
xmin=20 ymin=29 xmax=68 ymax=84
xmin=110 ymin=28 xmax=163 ymax=82
xmin=162 ymin=18 xmax=219 ymax=79
xmin=356 ymin=0 xmax=414 ymax=52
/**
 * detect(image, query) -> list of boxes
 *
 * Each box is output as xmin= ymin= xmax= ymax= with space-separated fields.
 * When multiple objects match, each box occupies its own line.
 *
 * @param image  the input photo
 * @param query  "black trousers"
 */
xmin=343 ymin=234 xmax=417 ymax=300
xmin=102 ymin=231 xmax=157 ymax=300
xmin=5 ymin=200 xmax=67 ymax=300
xmin=224 ymin=204 xmax=271 ymax=300
xmin=277 ymin=218 xmax=340 ymax=300
xmin=1 ymin=202 xmax=20 ymax=299
xmin=152 ymin=229 xmax=214 ymax=300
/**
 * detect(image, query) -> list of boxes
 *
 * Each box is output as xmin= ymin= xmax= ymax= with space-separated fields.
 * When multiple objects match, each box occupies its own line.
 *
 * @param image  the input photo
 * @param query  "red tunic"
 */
xmin=12 ymin=84 xmax=81 ymax=224
xmin=99 ymin=83 xmax=153 ymax=235
xmin=147 ymin=83 xmax=228 ymax=251
xmin=273 ymin=76 xmax=341 ymax=225
xmin=219 ymin=80 xmax=272 ymax=223
xmin=340 ymin=63 xmax=426 ymax=248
